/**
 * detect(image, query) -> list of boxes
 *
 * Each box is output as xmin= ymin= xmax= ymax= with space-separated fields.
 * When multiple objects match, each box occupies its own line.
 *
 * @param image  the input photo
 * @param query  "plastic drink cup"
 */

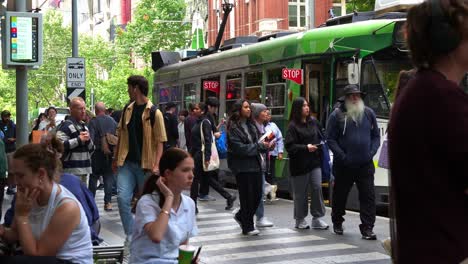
xmin=178 ymin=245 xmax=197 ymax=264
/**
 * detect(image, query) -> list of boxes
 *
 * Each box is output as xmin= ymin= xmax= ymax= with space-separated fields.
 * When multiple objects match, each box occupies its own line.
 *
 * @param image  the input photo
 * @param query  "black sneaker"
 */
xmin=225 ymin=195 xmax=237 ymax=210
xmin=333 ymin=223 xmax=344 ymax=235
xmin=360 ymin=225 xmax=377 ymax=240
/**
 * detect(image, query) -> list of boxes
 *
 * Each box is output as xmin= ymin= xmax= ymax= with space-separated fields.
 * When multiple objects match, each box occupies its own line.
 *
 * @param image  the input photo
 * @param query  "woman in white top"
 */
xmin=177 ymin=110 xmax=189 ymax=151
xmin=38 ymin=106 xmax=57 ymax=131
xmin=0 ymin=135 xmax=92 ymax=263
xmin=131 ymin=148 xmax=198 ymax=264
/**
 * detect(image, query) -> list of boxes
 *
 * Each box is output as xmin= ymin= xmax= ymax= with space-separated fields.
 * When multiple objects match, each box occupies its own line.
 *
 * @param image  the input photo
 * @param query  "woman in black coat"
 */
xmin=227 ymin=99 xmax=269 ymax=236
xmin=285 ymin=97 xmax=328 ymax=230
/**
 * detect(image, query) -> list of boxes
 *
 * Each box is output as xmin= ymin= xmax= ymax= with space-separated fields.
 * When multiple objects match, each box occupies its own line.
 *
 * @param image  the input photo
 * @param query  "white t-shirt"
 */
xmin=130 ymin=192 xmax=198 ymax=264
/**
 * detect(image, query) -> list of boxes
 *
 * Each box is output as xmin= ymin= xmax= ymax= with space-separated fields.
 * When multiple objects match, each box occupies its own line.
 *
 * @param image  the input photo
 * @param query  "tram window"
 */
xmin=245 ymin=72 xmax=262 ymax=102
xmin=226 ymin=74 xmax=242 ymax=114
xmin=266 ymin=84 xmax=286 ymax=116
xmin=183 ymin=83 xmax=196 ymax=110
xmin=159 ymin=86 xmax=181 ymax=109
xmin=267 ymin=68 xmax=285 ymax=83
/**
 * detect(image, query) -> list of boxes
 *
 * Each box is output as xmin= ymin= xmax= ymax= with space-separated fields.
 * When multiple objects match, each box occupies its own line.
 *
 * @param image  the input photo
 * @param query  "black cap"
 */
xmin=1 ymin=110 xmax=11 ymax=117
xmin=343 ymin=84 xmax=366 ymax=96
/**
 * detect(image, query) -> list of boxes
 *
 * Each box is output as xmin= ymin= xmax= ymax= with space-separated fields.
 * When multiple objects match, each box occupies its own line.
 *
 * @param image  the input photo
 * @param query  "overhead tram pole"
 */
xmin=72 ymin=0 xmax=78 ymax=57
xmin=15 ymin=0 xmax=28 ymax=147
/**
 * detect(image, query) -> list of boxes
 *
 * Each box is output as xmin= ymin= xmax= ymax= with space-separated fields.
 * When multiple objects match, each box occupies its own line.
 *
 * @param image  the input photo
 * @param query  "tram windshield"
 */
xmin=361 ymin=58 xmax=413 ymax=118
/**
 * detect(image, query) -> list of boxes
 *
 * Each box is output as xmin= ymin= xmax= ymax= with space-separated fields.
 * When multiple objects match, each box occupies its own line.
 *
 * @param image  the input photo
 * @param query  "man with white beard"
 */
xmin=326 ymin=84 xmax=380 ymax=240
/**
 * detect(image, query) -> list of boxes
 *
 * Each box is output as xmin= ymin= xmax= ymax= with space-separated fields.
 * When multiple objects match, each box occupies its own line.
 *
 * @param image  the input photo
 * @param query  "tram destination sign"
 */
xmin=282 ymin=68 xmax=303 ymax=85
xmin=66 ymin=57 xmax=86 ymax=88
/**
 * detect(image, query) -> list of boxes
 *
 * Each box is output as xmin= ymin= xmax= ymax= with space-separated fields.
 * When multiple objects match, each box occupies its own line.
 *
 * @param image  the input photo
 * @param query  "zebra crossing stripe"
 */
xmin=196 ymin=218 xmax=236 ymax=226
xmin=197 ymin=225 xmax=240 ymax=233
xmin=193 ymin=234 xmax=325 ymax=252
xmin=260 ymin=252 xmax=390 ymax=264
xmin=198 ymin=208 xmax=217 ymax=213
xmin=191 ymin=228 xmax=298 ymax=243
xmin=196 ymin=213 xmax=233 ymax=219
xmin=204 ymin=243 xmax=357 ymax=263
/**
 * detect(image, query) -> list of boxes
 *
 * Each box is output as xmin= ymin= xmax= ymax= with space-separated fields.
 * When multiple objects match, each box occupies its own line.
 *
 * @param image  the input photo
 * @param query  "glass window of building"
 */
xmin=183 ymin=83 xmax=196 ymax=110
xmin=288 ymin=0 xmax=307 ymax=29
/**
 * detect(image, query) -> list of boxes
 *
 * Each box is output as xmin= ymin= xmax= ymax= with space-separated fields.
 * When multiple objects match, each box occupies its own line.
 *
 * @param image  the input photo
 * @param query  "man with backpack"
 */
xmin=326 ymin=84 xmax=380 ymax=240
xmin=88 ymin=102 xmax=117 ymax=211
xmin=112 ymin=75 xmax=167 ymax=255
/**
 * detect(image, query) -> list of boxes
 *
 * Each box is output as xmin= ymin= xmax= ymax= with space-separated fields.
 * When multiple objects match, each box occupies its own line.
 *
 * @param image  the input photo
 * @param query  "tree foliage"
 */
xmin=117 ymin=0 xmax=190 ymax=63
xmin=346 ymin=0 xmax=376 ymax=13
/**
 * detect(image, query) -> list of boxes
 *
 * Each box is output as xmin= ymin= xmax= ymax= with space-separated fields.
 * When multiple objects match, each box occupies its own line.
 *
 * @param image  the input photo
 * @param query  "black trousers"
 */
xmin=331 ymin=162 xmax=376 ymax=228
xmin=235 ymin=171 xmax=263 ymax=233
xmin=190 ymin=153 xmax=231 ymax=207
xmin=199 ymin=170 xmax=213 ymax=196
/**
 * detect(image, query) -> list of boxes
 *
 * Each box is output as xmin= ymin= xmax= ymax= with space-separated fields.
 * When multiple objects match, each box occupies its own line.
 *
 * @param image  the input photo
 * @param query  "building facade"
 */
xmin=207 ymin=0 xmax=333 ymax=46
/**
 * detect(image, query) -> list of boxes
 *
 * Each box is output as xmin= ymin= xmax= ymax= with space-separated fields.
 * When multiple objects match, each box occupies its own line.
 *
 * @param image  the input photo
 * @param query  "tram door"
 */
xmin=304 ymin=63 xmax=330 ymax=123
xmin=201 ymin=77 xmax=220 ymax=102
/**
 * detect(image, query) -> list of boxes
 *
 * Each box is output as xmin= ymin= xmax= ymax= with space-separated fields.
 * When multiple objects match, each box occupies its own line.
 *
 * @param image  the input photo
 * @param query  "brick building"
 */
xmin=207 ymin=0 xmax=333 ymax=46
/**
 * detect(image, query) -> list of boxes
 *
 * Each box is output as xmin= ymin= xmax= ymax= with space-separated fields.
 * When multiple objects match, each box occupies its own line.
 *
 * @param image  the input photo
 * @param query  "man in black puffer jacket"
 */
xmin=326 ymin=84 xmax=380 ymax=240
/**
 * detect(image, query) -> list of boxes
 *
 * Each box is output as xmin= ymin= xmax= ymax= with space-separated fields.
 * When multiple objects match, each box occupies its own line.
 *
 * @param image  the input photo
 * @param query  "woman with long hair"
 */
xmin=130 ymin=148 xmax=198 ymax=263
xmin=227 ymin=99 xmax=269 ymax=235
xmin=189 ymin=98 xmax=236 ymax=211
xmin=0 ymin=137 xmax=92 ymax=263
xmin=388 ymin=1 xmax=468 ymax=262
xmin=285 ymin=97 xmax=328 ymax=230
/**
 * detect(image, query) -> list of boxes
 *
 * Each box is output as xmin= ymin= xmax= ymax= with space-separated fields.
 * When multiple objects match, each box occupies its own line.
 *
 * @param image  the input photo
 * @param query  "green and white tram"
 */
xmin=152 ymin=13 xmax=415 ymax=211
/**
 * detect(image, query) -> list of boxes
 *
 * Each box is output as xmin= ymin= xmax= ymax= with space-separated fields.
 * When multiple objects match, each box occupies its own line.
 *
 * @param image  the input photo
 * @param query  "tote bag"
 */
xmin=200 ymin=120 xmax=220 ymax=171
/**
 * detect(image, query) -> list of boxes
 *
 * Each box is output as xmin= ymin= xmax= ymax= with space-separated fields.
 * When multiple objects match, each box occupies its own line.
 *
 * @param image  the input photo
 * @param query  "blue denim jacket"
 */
xmin=265 ymin=121 xmax=284 ymax=157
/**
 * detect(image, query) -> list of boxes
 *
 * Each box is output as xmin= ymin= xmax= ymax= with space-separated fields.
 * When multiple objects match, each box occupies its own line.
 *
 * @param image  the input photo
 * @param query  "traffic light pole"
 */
xmin=15 ymin=0 xmax=28 ymax=147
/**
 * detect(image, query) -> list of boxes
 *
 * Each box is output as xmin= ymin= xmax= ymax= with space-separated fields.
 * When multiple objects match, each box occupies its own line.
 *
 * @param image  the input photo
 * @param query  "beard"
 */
xmin=345 ymin=99 xmax=365 ymax=124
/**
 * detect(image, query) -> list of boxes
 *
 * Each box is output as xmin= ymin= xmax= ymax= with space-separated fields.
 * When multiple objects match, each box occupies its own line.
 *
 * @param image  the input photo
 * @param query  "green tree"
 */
xmin=346 ymin=0 xmax=376 ymax=13
xmin=117 ymin=0 xmax=191 ymax=63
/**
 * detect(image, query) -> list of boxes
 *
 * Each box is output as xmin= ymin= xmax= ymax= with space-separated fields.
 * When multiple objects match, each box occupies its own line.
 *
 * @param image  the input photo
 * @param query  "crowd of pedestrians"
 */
xmin=1 ymin=1 xmax=467 ymax=261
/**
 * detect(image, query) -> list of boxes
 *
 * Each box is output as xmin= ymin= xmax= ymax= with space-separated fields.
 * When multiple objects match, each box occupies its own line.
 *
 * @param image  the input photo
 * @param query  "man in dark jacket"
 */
xmin=88 ymin=102 xmax=118 ymax=211
xmin=1 ymin=110 xmax=16 ymax=195
xmin=163 ymin=102 xmax=179 ymax=150
xmin=326 ymin=84 xmax=380 ymax=240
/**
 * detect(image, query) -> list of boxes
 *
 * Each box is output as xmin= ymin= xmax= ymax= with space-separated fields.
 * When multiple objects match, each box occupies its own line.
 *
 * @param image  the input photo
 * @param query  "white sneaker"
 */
xmin=295 ymin=219 xmax=310 ymax=229
xmin=311 ymin=217 xmax=329 ymax=230
xmin=244 ymin=229 xmax=260 ymax=236
xmin=256 ymin=217 xmax=274 ymax=227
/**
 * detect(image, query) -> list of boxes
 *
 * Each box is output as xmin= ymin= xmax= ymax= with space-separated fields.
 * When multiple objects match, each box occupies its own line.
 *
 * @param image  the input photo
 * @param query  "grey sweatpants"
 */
xmin=291 ymin=167 xmax=326 ymax=220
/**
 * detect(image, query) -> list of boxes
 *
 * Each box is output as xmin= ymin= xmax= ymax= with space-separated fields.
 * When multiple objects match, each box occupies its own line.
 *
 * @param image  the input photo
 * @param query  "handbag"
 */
xmin=200 ymin=120 xmax=220 ymax=172
xmin=378 ymin=137 xmax=389 ymax=169
xmin=216 ymin=126 xmax=227 ymax=159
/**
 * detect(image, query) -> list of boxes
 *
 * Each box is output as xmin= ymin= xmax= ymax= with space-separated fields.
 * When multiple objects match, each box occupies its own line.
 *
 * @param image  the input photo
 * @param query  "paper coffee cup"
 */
xmin=178 ymin=245 xmax=197 ymax=264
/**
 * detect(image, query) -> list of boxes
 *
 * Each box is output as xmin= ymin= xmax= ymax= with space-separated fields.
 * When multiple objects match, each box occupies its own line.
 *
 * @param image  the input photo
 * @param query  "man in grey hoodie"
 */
xmin=326 ymin=84 xmax=380 ymax=240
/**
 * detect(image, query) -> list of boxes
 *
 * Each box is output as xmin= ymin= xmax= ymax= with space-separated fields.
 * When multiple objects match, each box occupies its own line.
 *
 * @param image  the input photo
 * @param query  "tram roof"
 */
xmin=155 ymin=18 xmax=404 ymax=81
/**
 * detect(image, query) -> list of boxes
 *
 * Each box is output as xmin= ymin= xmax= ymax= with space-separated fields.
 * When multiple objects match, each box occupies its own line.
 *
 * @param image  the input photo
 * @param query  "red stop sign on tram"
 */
xmin=203 ymin=81 xmax=220 ymax=93
xmin=282 ymin=68 xmax=303 ymax=85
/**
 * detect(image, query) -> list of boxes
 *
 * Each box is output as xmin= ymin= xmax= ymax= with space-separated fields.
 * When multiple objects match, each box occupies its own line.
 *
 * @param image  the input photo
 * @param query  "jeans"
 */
xmin=255 ymin=173 xmax=266 ymax=219
xmin=89 ymin=150 xmax=114 ymax=204
xmin=117 ymin=160 xmax=148 ymax=236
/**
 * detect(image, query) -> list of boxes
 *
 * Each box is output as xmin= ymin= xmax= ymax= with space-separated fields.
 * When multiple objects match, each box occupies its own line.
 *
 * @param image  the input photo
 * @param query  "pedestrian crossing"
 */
xmin=95 ymin=190 xmax=391 ymax=264
xmin=191 ymin=206 xmax=390 ymax=264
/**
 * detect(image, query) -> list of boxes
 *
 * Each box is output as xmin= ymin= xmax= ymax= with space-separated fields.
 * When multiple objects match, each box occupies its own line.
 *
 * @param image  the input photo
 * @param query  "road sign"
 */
xmin=67 ymin=88 xmax=85 ymax=102
xmin=66 ymin=57 xmax=85 ymax=88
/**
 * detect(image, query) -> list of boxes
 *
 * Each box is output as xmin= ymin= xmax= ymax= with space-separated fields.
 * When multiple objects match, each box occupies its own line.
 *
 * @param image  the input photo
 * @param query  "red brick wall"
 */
xmin=315 ymin=0 xmax=333 ymax=27
xmin=207 ymin=0 xmax=333 ymax=47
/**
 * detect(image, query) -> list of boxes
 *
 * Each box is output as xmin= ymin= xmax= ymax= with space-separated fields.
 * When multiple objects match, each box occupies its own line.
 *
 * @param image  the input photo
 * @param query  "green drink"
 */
xmin=178 ymin=245 xmax=196 ymax=264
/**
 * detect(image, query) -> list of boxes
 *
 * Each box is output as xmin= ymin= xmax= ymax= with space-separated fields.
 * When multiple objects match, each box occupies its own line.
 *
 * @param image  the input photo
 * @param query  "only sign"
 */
xmin=282 ymin=68 xmax=303 ymax=85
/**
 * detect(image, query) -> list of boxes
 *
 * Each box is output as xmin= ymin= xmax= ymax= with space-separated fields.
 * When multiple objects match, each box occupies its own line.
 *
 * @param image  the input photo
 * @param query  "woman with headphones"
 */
xmin=388 ymin=0 xmax=468 ymax=263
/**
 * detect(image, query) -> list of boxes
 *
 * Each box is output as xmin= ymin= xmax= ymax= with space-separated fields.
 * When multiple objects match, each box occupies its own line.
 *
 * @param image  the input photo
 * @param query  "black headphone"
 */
xmin=430 ymin=0 xmax=461 ymax=54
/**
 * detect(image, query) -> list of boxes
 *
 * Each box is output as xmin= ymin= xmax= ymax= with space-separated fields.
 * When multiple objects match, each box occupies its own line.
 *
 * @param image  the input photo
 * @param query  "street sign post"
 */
xmin=66 ymin=57 xmax=86 ymax=102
